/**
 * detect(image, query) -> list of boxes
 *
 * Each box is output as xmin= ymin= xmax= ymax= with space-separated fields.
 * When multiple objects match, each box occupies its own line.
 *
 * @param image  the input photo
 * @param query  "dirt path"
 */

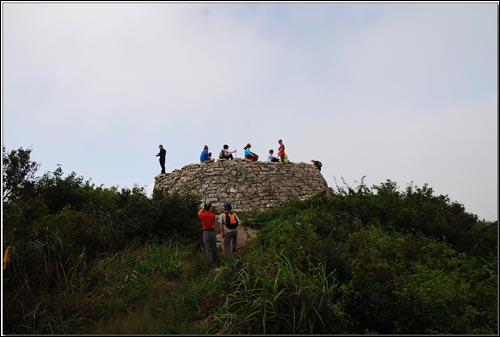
xmin=216 ymin=225 xmax=259 ymax=250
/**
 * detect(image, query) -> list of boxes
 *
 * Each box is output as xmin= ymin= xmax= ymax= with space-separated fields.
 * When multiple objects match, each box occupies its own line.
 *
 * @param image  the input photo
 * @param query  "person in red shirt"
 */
xmin=277 ymin=139 xmax=286 ymax=163
xmin=198 ymin=203 xmax=218 ymax=263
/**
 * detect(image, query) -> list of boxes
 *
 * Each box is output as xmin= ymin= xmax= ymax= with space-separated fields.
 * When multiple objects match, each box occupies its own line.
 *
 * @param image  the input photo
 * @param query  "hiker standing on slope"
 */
xmin=198 ymin=203 xmax=218 ymax=263
xmin=219 ymin=203 xmax=241 ymax=255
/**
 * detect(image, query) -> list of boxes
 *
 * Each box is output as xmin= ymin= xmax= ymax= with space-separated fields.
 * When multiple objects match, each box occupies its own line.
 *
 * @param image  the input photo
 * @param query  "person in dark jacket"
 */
xmin=310 ymin=160 xmax=322 ymax=171
xmin=156 ymin=145 xmax=166 ymax=174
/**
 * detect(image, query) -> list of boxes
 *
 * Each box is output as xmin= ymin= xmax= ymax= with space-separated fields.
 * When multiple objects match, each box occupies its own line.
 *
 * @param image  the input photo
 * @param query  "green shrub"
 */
xmin=209 ymin=253 xmax=350 ymax=334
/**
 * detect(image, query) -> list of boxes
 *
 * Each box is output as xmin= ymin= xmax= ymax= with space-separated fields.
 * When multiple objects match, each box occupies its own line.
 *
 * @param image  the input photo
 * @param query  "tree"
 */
xmin=2 ymin=146 xmax=40 ymax=202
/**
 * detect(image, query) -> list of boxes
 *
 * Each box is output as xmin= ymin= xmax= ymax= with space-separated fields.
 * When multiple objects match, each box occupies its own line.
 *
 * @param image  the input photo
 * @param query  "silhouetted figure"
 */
xmin=157 ymin=145 xmax=166 ymax=174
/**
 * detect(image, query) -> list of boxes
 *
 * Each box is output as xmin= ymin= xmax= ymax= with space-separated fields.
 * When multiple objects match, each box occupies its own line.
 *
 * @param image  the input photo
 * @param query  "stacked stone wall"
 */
xmin=154 ymin=158 xmax=329 ymax=212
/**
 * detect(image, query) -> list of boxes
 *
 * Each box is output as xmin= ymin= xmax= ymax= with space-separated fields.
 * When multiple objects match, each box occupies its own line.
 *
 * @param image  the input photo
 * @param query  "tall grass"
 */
xmin=88 ymin=242 xmax=223 ymax=334
xmin=3 ymin=241 xmax=207 ymax=334
xmin=208 ymin=251 xmax=349 ymax=334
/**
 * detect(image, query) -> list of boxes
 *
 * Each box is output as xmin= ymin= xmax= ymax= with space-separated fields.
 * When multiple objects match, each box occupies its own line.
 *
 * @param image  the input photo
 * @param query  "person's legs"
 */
xmin=231 ymin=231 xmax=238 ymax=253
xmin=160 ymin=158 xmax=166 ymax=173
xmin=208 ymin=231 xmax=218 ymax=262
xmin=203 ymin=231 xmax=211 ymax=259
xmin=223 ymin=233 xmax=231 ymax=254
xmin=224 ymin=231 xmax=238 ymax=254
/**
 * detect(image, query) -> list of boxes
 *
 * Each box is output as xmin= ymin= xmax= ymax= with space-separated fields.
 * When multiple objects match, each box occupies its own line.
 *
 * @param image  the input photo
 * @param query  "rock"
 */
xmin=154 ymin=160 xmax=328 ymax=212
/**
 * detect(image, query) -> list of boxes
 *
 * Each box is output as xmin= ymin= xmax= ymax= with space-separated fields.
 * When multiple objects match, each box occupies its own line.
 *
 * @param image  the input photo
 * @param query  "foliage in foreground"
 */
xmin=2 ymin=147 xmax=498 ymax=334
xmin=2 ymin=147 xmax=201 ymax=334
xmin=211 ymin=185 xmax=497 ymax=334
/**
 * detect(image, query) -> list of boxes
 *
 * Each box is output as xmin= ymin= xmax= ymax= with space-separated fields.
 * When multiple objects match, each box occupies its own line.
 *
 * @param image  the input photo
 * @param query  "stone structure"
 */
xmin=154 ymin=158 xmax=330 ymax=212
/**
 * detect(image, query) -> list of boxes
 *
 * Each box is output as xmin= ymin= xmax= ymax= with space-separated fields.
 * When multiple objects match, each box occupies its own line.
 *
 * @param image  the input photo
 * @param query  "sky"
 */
xmin=2 ymin=1 xmax=498 ymax=221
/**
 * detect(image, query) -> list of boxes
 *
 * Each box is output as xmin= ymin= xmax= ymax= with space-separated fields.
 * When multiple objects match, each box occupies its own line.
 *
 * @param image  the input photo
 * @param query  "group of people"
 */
xmin=267 ymin=139 xmax=287 ymax=163
xmin=200 ymin=144 xmax=236 ymax=163
xmin=156 ymin=141 xmax=322 ymax=174
xmin=199 ymin=139 xmax=287 ymax=163
xmin=157 ymin=142 xmax=322 ymax=264
xmin=197 ymin=202 xmax=240 ymax=263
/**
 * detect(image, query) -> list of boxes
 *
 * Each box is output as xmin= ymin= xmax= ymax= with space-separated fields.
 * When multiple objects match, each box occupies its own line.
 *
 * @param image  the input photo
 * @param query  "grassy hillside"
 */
xmin=2 ymin=147 xmax=497 ymax=334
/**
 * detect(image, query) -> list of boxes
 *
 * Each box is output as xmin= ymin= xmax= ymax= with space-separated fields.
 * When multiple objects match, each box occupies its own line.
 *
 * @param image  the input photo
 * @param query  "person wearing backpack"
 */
xmin=198 ymin=203 xmax=218 ymax=263
xmin=219 ymin=144 xmax=236 ymax=160
xmin=218 ymin=202 xmax=241 ymax=254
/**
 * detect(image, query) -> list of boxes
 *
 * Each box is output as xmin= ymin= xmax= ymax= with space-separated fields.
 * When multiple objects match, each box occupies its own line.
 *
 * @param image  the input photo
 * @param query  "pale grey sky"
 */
xmin=2 ymin=2 xmax=498 ymax=220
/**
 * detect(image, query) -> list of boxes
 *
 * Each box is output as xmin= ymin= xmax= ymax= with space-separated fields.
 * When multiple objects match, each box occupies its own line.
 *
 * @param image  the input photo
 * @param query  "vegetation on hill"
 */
xmin=2 ymin=147 xmax=498 ymax=334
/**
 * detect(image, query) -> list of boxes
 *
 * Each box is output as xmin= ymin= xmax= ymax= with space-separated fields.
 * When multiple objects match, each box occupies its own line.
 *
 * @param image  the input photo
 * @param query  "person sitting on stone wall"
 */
xmin=244 ymin=143 xmax=259 ymax=161
xmin=267 ymin=149 xmax=279 ymax=162
xmin=219 ymin=144 xmax=236 ymax=160
xmin=200 ymin=145 xmax=215 ymax=163
xmin=311 ymin=159 xmax=322 ymax=171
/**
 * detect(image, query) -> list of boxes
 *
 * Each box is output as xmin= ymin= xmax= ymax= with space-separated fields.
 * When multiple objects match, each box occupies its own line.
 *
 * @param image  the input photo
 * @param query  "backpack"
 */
xmin=219 ymin=149 xmax=226 ymax=159
xmin=225 ymin=213 xmax=239 ymax=229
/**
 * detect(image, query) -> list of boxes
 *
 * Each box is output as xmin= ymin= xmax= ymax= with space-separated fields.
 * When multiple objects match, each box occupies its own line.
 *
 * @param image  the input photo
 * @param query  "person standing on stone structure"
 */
xmin=219 ymin=202 xmax=241 ymax=255
xmin=156 ymin=144 xmax=166 ymax=174
xmin=198 ymin=203 xmax=218 ymax=263
xmin=277 ymin=139 xmax=286 ymax=163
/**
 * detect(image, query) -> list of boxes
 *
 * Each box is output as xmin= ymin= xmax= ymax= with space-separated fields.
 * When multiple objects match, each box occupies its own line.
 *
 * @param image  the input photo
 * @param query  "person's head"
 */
xmin=204 ymin=145 xmax=208 ymax=151
xmin=203 ymin=203 xmax=211 ymax=211
xmin=245 ymin=143 xmax=251 ymax=149
xmin=159 ymin=145 xmax=163 ymax=149
xmin=278 ymin=139 xmax=283 ymax=144
xmin=223 ymin=202 xmax=232 ymax=212
xmin=208 ymin=152 xmax=212 ymax=157
xmin=223 ymin=144 xmax=229 ymax=149
xmin=269 ymin=149 xmax=274 ymax=154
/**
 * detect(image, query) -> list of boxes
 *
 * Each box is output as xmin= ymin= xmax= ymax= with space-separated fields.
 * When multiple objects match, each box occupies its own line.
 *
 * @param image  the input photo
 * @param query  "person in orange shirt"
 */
xmin=277 ymin=139 xmax=286 ymax=163
xmin=198 ymin=203 xmax=218 ymax=263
